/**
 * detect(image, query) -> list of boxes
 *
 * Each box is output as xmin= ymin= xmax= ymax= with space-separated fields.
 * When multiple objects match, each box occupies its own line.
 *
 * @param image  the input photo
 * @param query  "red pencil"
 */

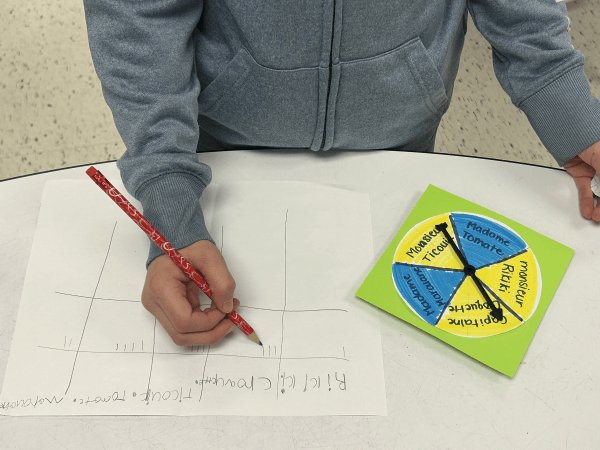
xmin=86 ymin=166 xmax=262 ymax=346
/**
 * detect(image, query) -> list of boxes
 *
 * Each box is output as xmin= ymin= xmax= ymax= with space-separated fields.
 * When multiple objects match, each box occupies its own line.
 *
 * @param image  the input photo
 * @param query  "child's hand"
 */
xmin=565 ymin=140 xmax=600 ymax=222
xmin=141 ymin=240 xmax=239 ymax=346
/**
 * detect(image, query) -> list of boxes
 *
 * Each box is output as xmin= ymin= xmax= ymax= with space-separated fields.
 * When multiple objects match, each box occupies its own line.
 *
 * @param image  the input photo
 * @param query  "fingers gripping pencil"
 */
xmin=86 ymin=166 xmax=262 ymax=346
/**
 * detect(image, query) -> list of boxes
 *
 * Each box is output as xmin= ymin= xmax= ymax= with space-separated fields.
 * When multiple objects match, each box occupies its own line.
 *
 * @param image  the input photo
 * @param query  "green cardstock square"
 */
xmin=356 ymin=185 xmax=574 ymax=377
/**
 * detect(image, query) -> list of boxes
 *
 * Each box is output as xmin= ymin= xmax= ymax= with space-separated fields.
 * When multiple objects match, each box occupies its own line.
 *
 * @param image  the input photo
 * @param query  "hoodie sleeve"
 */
xmin=467 ymin=0 xmax=600 ymax=166
xmin=82 ymin=0 xmax=213 ymax=266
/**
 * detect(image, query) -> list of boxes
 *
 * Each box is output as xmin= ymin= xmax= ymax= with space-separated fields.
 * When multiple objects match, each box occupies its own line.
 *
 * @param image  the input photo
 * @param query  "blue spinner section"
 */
xmin=392 ymin=263 xmax=465 ymax=325
xmin=451 ymin=213 xmax=527 ymax=268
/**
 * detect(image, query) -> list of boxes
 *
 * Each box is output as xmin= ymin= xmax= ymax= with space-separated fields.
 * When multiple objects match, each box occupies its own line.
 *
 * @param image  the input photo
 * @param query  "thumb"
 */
xmin=179 ymin=240 xmax=236 ymax=314
xmin=577 ymin=140 xmax=600 ymax=171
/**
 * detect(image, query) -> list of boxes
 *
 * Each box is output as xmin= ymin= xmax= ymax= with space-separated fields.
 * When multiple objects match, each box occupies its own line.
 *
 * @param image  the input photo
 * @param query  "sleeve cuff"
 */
xmin=519 ymin=66 xmax=600 ymax=167
xmin=136 ymin=172 xmax=214 ymax=268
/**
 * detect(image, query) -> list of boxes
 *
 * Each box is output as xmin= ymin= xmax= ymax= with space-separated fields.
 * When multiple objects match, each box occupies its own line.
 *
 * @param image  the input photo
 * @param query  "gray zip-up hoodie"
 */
xmin=82 ymin=0 xmax=600 ymax=265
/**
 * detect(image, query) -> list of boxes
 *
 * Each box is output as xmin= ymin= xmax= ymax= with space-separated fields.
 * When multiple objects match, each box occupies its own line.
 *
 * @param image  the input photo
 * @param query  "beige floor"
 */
xmin=1 ymin=1 xmax=599 ymax=180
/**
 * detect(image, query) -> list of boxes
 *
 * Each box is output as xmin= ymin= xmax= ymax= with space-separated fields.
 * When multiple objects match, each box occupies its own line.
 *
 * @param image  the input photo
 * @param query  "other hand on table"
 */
xmin=565 ymin=140 xmax=600 ymax=221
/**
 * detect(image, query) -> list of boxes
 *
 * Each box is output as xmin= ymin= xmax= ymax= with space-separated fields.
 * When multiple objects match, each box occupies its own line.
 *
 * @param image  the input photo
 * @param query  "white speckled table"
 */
xmin=1 ymin=150 xmax=598 ymax=450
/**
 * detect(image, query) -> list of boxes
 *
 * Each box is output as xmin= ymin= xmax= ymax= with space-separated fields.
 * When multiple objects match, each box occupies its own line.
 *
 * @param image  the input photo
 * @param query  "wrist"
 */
xmin=136 ymin=173 xmax=214 ymax=268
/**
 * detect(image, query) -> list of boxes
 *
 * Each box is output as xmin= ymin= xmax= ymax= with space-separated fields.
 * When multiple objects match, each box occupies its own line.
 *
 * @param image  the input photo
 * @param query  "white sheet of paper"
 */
xmin=0 ymin=180 xmax=386 ymax=416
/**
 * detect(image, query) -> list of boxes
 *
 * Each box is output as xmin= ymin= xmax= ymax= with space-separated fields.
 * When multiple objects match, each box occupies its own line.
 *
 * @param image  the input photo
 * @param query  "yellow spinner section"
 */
xmin=436 ymin=277 xmax=523 ymax=337
xmin=394 ymin=213 xmax=463 ymax=270
xmin=476 ymin=248 xmax=541 ymax=322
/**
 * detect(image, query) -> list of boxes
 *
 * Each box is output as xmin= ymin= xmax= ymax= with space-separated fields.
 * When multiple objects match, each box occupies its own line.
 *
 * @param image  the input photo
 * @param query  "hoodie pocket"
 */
xmin=333 ymin=37 xmax=449 ymax=149
xmin=198 ymin=47 xmax=319 ymax=148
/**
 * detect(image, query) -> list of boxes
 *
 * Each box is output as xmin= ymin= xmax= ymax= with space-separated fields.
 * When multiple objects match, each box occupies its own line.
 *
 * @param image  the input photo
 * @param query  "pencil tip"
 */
xmin=259 ymin=341 xmax=263 ymax=346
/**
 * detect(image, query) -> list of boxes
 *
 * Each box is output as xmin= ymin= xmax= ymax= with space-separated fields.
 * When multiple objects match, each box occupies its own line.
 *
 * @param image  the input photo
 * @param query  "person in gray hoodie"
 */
xmin=83 ymin=0 xmax=600 ymax=346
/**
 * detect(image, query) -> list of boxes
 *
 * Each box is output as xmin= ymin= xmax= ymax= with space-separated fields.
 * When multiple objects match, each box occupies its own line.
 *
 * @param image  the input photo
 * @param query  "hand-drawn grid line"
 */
xmin=38 ymin=346 xmax=349 ymax=361
xmin=64 ymin=221 xmax=117 ymax=395
xmin=55 ymin=291 xmax=141 ymax=303
xmin=276 ymin=210 xmax=289 ymax=399
xmin=145 ymin=319 xmax=158 ymax=405
xmin=56 ymin=213 xmax=350 ymax=403
xmin=197 ymin=225 xmax=224 ymax=403
xmin=54 ymin=291 xmax=349 ymax=313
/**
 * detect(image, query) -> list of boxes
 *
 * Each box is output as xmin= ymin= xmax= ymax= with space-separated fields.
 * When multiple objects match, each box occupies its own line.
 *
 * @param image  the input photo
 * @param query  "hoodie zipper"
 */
xmin=319 ymin=1 xmax=337 ymax=151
